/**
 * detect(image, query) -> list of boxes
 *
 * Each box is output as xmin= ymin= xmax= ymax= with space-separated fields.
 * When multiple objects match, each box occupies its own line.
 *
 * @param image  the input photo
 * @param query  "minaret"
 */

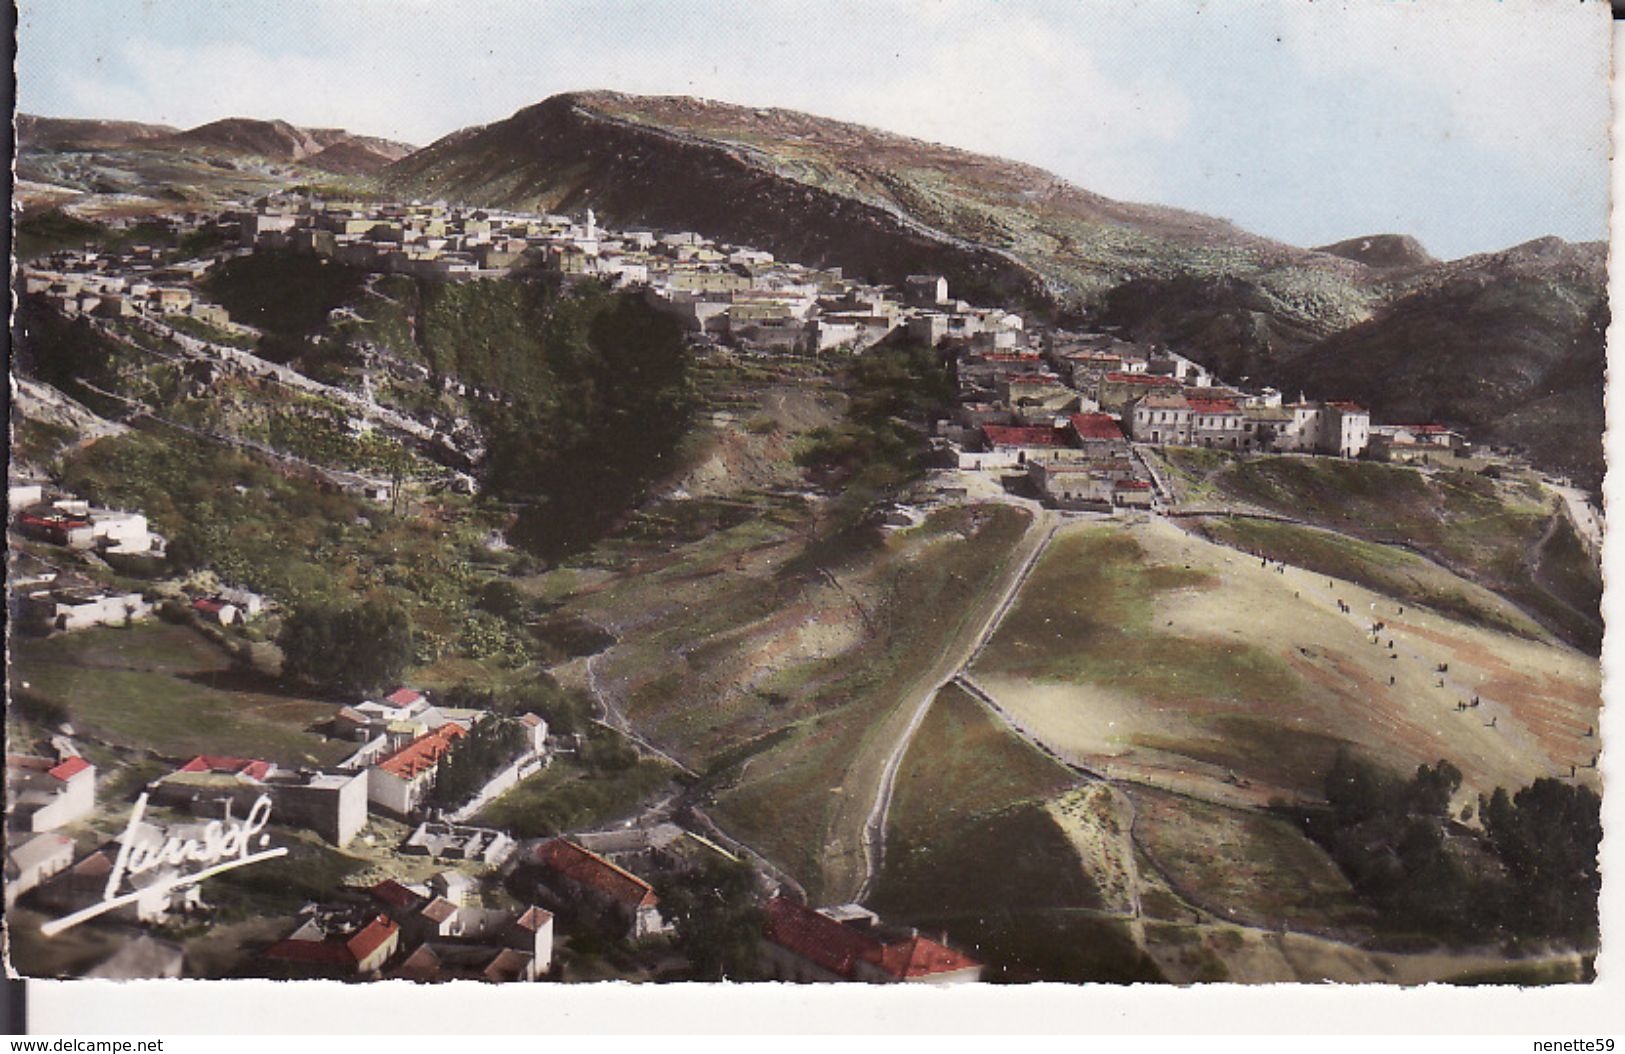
xmin=586 ymin=208 xmax=597 ymax=240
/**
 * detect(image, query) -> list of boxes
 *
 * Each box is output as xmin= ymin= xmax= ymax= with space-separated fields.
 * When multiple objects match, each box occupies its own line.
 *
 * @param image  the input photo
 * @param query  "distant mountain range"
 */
xmin=17 ymin=114 xmax=416 ymax=174
xmin=15 ymin=94 xmax=1606 ymax=486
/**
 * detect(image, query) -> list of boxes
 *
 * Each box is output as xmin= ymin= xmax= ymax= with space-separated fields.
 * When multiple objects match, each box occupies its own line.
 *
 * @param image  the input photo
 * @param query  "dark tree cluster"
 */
xmin=451 ymin=281 xmax=696 ymax=559
xmin=278 ymin=598 xmax=413 ymax=696
xmin=1308 ymin=751 xmax=1600 ymax=947
xmin=427 ymin=717 xmax=530 ymax=809
xmin=655 ymin=857 xmax=765 ymax=981
xmin=437 ymin=673 xmax=595 ymax=736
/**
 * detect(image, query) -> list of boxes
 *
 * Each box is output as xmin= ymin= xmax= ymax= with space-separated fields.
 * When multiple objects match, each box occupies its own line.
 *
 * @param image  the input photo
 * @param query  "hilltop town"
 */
xmin=7 ymin=190 xmax=1603 ymax=984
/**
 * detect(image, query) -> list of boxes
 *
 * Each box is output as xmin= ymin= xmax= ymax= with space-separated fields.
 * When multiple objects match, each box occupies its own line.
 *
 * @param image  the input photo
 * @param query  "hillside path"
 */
xmin=849 ymin=502 xmax=1063 ymax=903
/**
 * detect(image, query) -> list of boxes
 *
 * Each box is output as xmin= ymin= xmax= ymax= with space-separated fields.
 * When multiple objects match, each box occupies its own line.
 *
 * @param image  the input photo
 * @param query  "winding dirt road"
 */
xmin=848 ymin=504 xmax=1064 ymax=902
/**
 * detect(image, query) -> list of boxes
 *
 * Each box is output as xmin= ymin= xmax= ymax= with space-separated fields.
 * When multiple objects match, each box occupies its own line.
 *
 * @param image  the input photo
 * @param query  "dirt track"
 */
xmin=841 ymin=502 xmax=1063 ymax=903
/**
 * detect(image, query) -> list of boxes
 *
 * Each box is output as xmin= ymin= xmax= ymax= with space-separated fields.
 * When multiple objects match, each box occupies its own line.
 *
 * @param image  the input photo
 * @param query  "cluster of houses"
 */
xmin=933 ymin=321 xmax=1470 ymax=510
xmin=3 ymin=744 xmax=95 ymax=908
xmin=220 ymin=196 xmax=1029 ymax=356
xmin=8 ymin=474 xmax=274 ymax=635
xmin=264 ymin=873 xmax=554 ymax=983
xmin=9 ymin=477 xmax=162 ymax=632
xmin=22 ymin=245 xmax=238 ymax=330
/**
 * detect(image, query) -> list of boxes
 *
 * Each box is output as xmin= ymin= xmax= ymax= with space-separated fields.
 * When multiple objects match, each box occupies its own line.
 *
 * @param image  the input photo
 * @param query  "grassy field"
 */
xmin=970 ymin=518 xmax=1599 ymax=804
xmin=977 ymin=527 xmax=1302 ymax=709
xmin=860 ymin=684 xmax=1165 ymax=981
xmin=1172 ymin=453 xmax=1600 ymax=652
xmin=882 ymin=682 xmax=1077 ymax=850
xmin=1197 ymin=517 xmax=1544 ymax=641
xmin=9 ymin=622 xmax=350 ymax=766
xmin=1129 ymin=786 xmax=1371 ymax=937
xmin=706 ymin=504 xmax=1034 ymax=900
xmin=476 ymin=755 xmax=676 ymax=838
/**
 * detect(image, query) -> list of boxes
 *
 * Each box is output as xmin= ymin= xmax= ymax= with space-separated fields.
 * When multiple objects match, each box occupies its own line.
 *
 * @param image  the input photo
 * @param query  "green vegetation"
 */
xmin=1180 ymin=453 xmax=1601 ymax=651
xmin=61 ymin=425 xmax=499 ymax=646
xmin=428 ymin=717 xmax=530 ymax=808
xmin=707 ymin=504 xmax=1031 ymax=897
xmin=279 ymin=598 xmax=414 ymax=696
xmin=330 ymin=274 xmax=423 ymax=361
xmin=204 ymin=251 xmax=367 ymax=362
xmin=1303 ymin=753 xmax=1600 ymax=948
xmin=475 ymin=750 xmax=675 ymax=837
xmin=1482 ymin=778 xmax=1602 ymax=944
xmin=655 ymin=856 xmax=765 ymax=980
xmin=407 ymin=279 xmax=699 ymax=558
xmin=1130 ymin=786 xmax=1369 ymax=935
xmin=794 ymin=342 xmax=952 ymax=541
xmin=884 ymin=682 xmax=1076 ymax=850
xmin=8 ymin=623 xmax=349 ymax=765
xmin=876 ymin=804 xmax=1161 ymax=982
xmin=865 ymin=684 xmax=1157 ymax=981
xmin=13 ymin=295 xmax=146 ymax=414
xmin=1198 ymin=517 xmax=1541 ymax=640
xmin=14 ymin=210 xmax=109 ymax=260
xmin=980 ymin=526 xmax=1301 ymax=705
xmin=438 ymin=675 xmax=596 ymax=736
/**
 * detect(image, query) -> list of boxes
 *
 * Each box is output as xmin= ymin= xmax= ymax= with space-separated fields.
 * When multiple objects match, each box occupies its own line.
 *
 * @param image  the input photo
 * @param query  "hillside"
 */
xmin=304 ymin=135 xmax=417 ymax=175
xmin=1314 ymin=234 xmax=1438 ymax=272
xmin=384 ymin=91 xmax=1378 ymax=322
xmin=156 ymin=119 xmax=416 ymax=169
xmin=1271 ymin=239 xmax=1608 ymax=490
xmin=15 ymin=114 xmax=179 ymax=150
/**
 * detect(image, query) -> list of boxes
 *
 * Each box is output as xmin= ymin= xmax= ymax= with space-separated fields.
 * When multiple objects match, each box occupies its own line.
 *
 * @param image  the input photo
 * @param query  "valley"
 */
xmin=5 ymin=94 xmax=1603 ymax=986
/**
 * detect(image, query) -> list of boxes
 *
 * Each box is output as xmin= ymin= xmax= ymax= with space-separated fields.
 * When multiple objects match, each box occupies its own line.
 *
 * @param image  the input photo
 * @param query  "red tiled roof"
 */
xmin=761 ymin=898 xmax=982 ymax=981
xmin=177 ymin=756 xmax=274 ymax=782
xmin=48 ymin=757 xmax=92 ymax=782
xmin=192 ymin=598 xmax=226 ymax=615
xmin=1187 ymin=398 xmax=1241 ymax=415
xmin=871 ymin=934 xmax=982 ymax=979
xmin=370 ymin=879 xmax=421 ymax=911
xmin=345 ymin=915 xmax=399 ymax=961
xmin=392 ymin=943 xmax=443 ymax=982
xmin=1115 ymin=480 xmax=1153 ymax=491
xmin=1069 ymin=413 xmax=1125 ymax=441
xmin=981 ymin=352 xmax=1040 ymax=362
xmin=483 ymin=948 xmax=532 ymax=983
xmin=265 ymin=939 xmax=355 ymax=967
xmin=533 ymin=839 xmax=658 ymax=910
xmin=384 ymin=688 xmax=424 ymax=706
xmin=420 ymin=897 xmax=458 ymax=924
xmin=1328 ymin=400 xmax=1366 ymax=412
xmin=375 ymin=724 xmax=465 ymax=780
xmin=762 ymin=897 xmax=881 ymax=978
xmin=515 ymin=906 xmax=554 ymax=932
xmin=982 ymin=425 xmax=1064 ymax=448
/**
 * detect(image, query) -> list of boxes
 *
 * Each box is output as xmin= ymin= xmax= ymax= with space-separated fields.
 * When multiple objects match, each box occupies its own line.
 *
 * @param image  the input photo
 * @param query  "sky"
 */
xmin=15 ymin=0 xmax=1612 ymax=260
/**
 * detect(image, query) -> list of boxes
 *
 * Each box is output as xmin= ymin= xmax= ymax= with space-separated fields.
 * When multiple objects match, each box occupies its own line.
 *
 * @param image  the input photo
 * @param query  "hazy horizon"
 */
xmin=16 ymin=0 xmax=1611 ymax=260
